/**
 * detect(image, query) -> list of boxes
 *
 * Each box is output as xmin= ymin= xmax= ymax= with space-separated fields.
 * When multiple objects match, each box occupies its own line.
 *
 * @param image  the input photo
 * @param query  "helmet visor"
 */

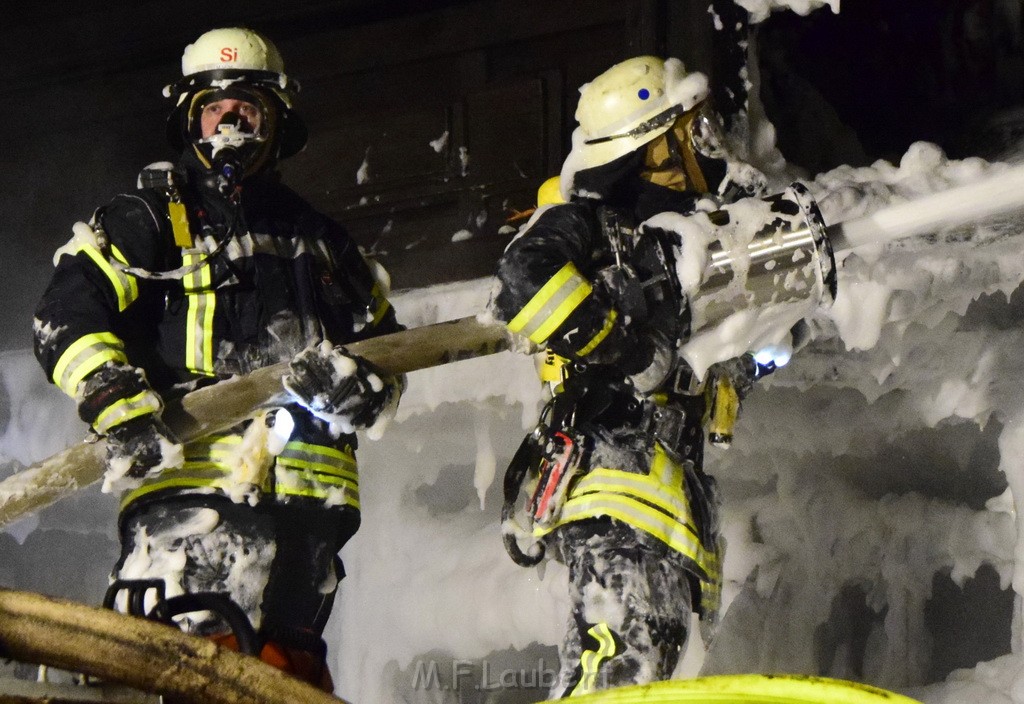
xmin=189 ymin=87 xmax=275 ymax=145
xmin=186 ymin=87 xmax=281 ymax=174
xmin=583 ymin=104 xmax=685 ymax=146
xmin=639 ymin=109 xmax=713 ymax=194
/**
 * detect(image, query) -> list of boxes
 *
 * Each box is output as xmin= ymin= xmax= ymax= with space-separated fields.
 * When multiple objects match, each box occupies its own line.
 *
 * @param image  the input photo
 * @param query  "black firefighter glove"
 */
xmin=105 ymin=415 xmax=182 ymax=480
xmin=76 ymin=362 xmax=182 ymax=485
xmin=283 ymin=341 xmax=402 ymax=439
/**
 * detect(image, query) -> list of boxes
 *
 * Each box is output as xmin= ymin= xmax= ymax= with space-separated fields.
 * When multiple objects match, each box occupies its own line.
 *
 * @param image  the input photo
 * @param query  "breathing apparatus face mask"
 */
xmin=187 ymin=88 xmax=279 ymax=194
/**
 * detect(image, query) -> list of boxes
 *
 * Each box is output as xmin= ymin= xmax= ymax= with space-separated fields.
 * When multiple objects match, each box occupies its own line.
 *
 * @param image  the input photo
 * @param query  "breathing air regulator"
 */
xmin=200 ymin=112 xmax=249 ymax=198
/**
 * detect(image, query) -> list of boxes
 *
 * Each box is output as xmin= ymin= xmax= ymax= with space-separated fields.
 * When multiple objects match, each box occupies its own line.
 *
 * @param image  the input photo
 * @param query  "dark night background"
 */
xmin=0 ymin=0 xmax=1021 ymax=353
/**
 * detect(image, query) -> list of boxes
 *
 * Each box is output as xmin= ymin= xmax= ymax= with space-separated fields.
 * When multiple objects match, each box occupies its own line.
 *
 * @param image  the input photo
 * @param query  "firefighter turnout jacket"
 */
xmin=494 ymin=198 xmax=740 ymax=620
xmin=34 ymin=151 xmax=400 ymax=519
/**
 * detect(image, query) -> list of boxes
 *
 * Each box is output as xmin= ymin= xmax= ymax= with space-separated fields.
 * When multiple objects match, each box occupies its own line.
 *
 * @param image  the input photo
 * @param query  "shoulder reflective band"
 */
xmin=182 ymin=251 xmax=216 ymax=376
xmin=52 ymin=333 xmax=128 ymax=398
xmin=75 ymin=243 xmax=139 ymax=312
xmin=569 ymin=623 xmax=619 ymax=697
xmin=168 ymin=201 xmax=193 ymax=248
xmin=559 ymin=674 xmax=924 ymax=704
xmin=507 ymin=261 xmax=592 ymax=345
xmin=92 ymin=389 xmax=163 ymax=434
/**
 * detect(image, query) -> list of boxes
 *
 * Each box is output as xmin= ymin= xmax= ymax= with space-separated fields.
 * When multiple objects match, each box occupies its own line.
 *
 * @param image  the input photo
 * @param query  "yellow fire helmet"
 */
xmin=562 ymin=56 xmax=710 ymax=183
xmin=536 ymin=176 xmax=567 ymax=206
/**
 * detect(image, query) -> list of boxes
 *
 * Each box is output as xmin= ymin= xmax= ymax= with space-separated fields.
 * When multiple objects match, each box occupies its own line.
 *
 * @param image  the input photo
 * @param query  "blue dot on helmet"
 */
xmin=638 ymin=88 xmax=651 ymax=100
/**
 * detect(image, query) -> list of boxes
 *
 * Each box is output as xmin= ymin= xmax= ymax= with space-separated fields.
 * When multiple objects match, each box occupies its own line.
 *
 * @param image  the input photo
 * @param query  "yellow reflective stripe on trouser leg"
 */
xmin=183 ymin=252 xmax=215 ymax=375
xmin=52 ymin=332 xmax=128 ymax=397
xmin=570 ymin=622 xmax=618 ymax=697
xmin=507 ymin=262 xmax=592 ymax=345
xmin=92 ymin=389 xmax=164 ymax=434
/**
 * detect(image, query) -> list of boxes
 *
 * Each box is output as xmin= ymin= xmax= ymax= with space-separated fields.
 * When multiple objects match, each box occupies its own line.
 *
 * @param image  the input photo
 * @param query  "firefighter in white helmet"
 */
xmin=494 ymin=56 xmax=773 ymax=696
xmin=33 ymin=27 xmax=403 ymax=691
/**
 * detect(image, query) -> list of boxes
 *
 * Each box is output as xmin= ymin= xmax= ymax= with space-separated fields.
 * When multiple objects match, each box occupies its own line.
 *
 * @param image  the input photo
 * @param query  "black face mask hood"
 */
xmin=569 ymin=148 xmax=703 ymax=219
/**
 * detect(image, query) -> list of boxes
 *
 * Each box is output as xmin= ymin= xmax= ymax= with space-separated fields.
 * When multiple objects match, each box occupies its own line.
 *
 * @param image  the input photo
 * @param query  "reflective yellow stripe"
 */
xmin=74 ymin=243 xmax=139 ymax=312
xmin=507 ymin=262 xmax=592 ymax=344
xmin=554 ymin=674 xmax=923 ymax=704
xmin=120 ymin=471 xmax=235 ymax=511
xmin=278 ymin=440 xmax=357 ymax=469
xmin=535 ymin=446 xmax=717 ymax=578
xmin=184 ymin=434 xmax=242 ymax=460
xmin=92 ymin=390 xmax=163 ymax=434
xmin=570 ymin=448 xmax=691 ymax=519
xmin=183 ymin=251 xmax=215 ymax=376
xmin=120 ymin=432 xmax=363 ymax=510
xmin=275 ymin=440 xmax=360 ymax=503
xmin=571 ymin=474 xmax=693 ymax=526
xmin=52 ymin=333 xmax=127 ymax=397
xmin=575 ymin=308 xmax=618 ymax=357
xmin=550 ymin=494 xmax=706 ymax=569
xmin=276 ymin=458 xmax=359 ymax=483
xmin=369 ymin=283 xmax=392 ymax=327
xmin=570 ymin=623 xmax=618 ymax=697
xmin=700 ymin=548 xmax=723 ymax=613
xmin=109 ymin=245 xmax=139 ymax=308
xmin=273 ymin=481 xmax=360 ymax=509
xmin=121 ymin=433 xmax=242 ymax=509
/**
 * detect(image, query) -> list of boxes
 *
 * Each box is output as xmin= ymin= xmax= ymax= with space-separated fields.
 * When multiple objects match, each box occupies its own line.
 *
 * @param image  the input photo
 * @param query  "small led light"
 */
xmin=267 ymin=408 xmax=295 ymax=455
xmin=754 ymin=345 xmax=791 ymax=368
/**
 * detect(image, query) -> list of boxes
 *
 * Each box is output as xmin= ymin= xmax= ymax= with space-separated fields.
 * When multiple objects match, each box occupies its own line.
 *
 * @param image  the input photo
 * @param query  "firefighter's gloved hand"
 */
xmin=77 ymin=362 xmax=161 ymax=431
xmin=284 ymin=341 xmax=401 ymax=439
xmin=75 ymin=362 xmax=182 ymax=490
xmin=105 ymin=415 xmax=183 ymax=480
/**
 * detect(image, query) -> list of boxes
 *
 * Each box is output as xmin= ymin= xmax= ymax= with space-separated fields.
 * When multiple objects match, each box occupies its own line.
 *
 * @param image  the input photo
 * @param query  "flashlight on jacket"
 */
xmin=706 ymin=375 xmax=740 ymax=448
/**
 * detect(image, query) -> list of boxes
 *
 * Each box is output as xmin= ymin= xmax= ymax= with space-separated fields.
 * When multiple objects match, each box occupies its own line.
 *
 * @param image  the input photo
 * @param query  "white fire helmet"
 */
xmin=570 ymin=56 xmax=710 ymax=172
xmin=180 ymin=27 xmax=287 ymax=78
xmin=164 ymin=27 xmax=307 ymax=164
